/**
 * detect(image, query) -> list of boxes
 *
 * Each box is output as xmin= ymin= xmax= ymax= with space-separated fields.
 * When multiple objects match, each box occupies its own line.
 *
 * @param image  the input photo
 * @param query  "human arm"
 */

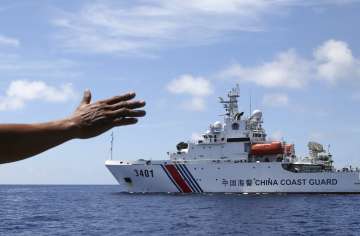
xmin=0 ymin=90 xmax=146 ymax=164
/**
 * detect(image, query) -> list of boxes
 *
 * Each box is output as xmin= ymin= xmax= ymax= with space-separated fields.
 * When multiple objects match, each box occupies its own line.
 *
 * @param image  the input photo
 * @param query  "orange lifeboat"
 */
xmin=251 ymin=142 xmax=283 ymax=155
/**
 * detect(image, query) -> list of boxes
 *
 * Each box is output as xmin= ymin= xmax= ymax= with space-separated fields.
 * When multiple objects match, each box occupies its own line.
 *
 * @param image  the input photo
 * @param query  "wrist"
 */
xmin=57 ymin=117 xmax=80 ymax=140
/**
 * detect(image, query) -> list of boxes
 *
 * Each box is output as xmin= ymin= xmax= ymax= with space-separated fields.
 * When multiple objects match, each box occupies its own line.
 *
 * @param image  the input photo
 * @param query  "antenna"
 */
xmin=249 ymin=89 xmax=252 ymax=116
xmin=110 ymin=131 xmax=114 ymax=160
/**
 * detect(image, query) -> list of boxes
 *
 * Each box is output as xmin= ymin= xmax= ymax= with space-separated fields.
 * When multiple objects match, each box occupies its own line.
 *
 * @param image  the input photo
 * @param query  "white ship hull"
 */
xmin=106 ymin=160 xmax=360 ymax=193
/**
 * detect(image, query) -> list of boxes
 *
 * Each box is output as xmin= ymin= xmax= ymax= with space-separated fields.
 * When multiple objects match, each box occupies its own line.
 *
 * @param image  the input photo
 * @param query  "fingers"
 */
xmin=101 ymin=92 xmax=136 ymax=105
xmin=113 ymin=118 xmax=138 ymax=126
xmin=107 ymin=100 xmax=145 ymax=110
xmin=106 ymin=108 xmax=146 ymax=118
xmin=80 ymin=89 xmax=92 ymax=106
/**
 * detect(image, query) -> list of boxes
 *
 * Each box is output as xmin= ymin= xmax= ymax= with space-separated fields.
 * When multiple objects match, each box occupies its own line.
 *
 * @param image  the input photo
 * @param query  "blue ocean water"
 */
xmin=1 ymin=185 xmax=360 ymax=236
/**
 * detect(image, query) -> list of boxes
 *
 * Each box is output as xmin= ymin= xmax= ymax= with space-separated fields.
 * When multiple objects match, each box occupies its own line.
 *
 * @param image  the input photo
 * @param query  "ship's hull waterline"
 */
xmin=106 ymin=160 xmax=360 ymax=193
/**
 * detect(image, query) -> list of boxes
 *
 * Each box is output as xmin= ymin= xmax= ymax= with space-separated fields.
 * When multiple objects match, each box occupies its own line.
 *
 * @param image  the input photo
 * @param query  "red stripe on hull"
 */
xmin=165 ymin=164 xmax=192 ymax=193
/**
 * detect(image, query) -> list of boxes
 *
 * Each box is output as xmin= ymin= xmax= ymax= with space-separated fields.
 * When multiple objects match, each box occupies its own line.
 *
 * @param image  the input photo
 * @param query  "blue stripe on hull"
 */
xmin=176 ymin=164 xmax=201 ymax=193
xmin=182 ymin=164 xmax=203 ymax=193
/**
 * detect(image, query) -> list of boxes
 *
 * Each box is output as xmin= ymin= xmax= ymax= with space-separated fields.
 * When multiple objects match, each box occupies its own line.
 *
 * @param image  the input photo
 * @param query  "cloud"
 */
xmin=220 ymin=49 xmax=311 ymax=88
xmin=52 ymin=1 xmax=356 ymax=55
xmin=0 ymin=80 xmax=76 ymax=111
xmin=0 ymin=35 xmax=20 ymax=47
xmin=314 ymin=39 xmax=360 ymax=83
xmin=262 ymin=93 xmax=289 ymax=107
xmin=52 ymin=1 xmax=268 ymax=55
xmin=167 ymin=74 xmax=212 ymax=96
xmin=52 ymin=0 xmax=353 ymax=54
xmin=167 ymin=74 xmax=213 ymax=111
xmin=220 ymin=39 xmax=360 ymax=88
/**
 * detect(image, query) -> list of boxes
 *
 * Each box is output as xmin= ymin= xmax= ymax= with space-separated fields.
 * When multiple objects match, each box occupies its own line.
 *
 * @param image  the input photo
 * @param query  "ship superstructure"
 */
xmin=106 ymin=86 xmax=360 ymax=193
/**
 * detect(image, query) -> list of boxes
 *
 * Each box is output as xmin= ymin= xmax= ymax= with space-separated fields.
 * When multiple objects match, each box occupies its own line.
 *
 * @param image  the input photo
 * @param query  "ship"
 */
xmin=106 ymin=86 xmax=360 ymax=193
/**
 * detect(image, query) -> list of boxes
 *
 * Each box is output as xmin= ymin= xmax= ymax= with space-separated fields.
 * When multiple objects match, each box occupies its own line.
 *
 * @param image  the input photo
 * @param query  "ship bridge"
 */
xmin=170 ymin=85 xmax=271 ymax=162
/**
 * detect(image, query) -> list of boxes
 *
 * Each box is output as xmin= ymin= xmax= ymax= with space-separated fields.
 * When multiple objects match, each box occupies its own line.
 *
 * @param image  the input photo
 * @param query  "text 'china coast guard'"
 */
xmin=106 ymin=86 xmax=360 ymax=193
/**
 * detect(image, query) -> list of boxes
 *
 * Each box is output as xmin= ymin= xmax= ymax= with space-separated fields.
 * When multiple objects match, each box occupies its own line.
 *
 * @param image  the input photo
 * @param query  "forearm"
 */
xmin=0 ymin=119 xmax=76 ymax=164
xmin=0 ymin=90 xmax=145 ymax=164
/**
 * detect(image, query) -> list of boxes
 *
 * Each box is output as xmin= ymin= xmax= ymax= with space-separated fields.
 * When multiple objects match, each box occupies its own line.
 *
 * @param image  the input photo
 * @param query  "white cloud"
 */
xmin=220 ymin=39 xmax=360 ymax=88
xmin=0 ymin=80 xmax=76 ymax=111
xmin=220 ymin=50 xmax=311 ymax=88
xmin=167 ymin=74 xmax=213 ymax=111
xmin=52 ymin=1 xmax=356 ymax=55
xmin=262 ymin=93 xmax=289 ymax=107
xmin=314 ymin=39 xmax=360 ymax=83
xmin=0 ymin=35 xmax=20 ymax=47
xmin=52 ymin=1 xmax=268 ymax=55
xmin=167 ymin=74 xmax=212 ymax=97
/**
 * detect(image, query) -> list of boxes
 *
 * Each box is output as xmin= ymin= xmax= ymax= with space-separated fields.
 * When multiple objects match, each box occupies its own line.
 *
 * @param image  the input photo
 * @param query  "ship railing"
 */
xmin=335 ymin=167 xmax=360 ymax=172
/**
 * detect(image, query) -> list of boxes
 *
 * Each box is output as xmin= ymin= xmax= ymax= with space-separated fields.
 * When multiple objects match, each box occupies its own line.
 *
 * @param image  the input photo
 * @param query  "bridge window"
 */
xmin=232 ymin=123 xmax=239 ymax=130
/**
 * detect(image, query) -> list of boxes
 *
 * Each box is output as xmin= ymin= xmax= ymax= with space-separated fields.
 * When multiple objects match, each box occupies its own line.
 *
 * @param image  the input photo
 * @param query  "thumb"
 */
xmin=80 ymin=89 xmax=92 ymax=105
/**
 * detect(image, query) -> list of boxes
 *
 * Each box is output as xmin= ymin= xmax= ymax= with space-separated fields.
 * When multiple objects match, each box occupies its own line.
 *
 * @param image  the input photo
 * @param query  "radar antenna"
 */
xmin=219 ymin=84 xmax=240 ymax=118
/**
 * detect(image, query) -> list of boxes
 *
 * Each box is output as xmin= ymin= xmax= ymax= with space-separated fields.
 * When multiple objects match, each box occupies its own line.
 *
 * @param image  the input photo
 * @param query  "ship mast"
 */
xmin=219 ymin=84 xmax=240 ymax=119
xmin=110 ymin=131 xmax=114 ymax=160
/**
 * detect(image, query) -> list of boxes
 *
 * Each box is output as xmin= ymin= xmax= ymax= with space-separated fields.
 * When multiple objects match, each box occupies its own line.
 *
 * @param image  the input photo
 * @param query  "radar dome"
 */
xmin=251 ymin=110 xmax=262 ymax=120
xmin=213 ymin=121 xmax=222 ymax=129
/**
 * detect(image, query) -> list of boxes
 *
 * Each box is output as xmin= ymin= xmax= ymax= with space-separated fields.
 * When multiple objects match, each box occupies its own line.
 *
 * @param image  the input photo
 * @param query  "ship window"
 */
xmin=244 ymin=143 xmax=250 ymax=153
xmin=214 ymin=138 xmax=217 ymax=142
xmin=232 ymin=123 xmax=239 ymax=130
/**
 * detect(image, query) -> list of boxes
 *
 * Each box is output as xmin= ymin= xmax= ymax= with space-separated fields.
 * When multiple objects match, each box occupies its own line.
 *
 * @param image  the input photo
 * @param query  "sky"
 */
xmin=1 ymin=0 xmax=360 ymax=184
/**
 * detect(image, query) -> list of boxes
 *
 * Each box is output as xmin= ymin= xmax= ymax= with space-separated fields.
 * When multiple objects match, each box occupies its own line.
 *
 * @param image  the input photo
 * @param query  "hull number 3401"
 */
xmin=134 ymin=169 xmax=154 ymax=178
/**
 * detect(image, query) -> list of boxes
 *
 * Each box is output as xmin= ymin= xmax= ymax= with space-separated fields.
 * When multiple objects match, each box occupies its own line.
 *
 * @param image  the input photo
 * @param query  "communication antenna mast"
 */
xmin=110 ymin=131 xmax=114 ymax=160
xmin=249 ymin=90 xmax=252 ymax=117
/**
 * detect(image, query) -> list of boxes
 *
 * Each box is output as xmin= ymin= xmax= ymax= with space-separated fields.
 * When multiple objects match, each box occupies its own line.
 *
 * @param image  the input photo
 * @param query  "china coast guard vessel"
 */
xmin=106 ymin=86 xmax=360 ymax=193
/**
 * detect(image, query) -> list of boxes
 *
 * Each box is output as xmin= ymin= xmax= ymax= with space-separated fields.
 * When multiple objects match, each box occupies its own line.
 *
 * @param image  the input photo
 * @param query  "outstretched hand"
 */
xmin=69 ymin=90 xmax=146 ymax=139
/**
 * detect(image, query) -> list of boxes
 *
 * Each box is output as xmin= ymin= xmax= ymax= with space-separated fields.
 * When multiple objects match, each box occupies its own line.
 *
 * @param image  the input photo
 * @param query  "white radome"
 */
xmin=213 ymin=121 xmax=222 ymax=129
xmin=106 ymin=86 xmax=360 ymax=193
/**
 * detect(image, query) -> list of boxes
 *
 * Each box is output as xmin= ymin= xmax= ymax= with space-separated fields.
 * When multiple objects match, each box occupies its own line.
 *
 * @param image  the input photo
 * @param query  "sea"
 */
xmin=1 ymin=185 xmax=360 ymax=236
